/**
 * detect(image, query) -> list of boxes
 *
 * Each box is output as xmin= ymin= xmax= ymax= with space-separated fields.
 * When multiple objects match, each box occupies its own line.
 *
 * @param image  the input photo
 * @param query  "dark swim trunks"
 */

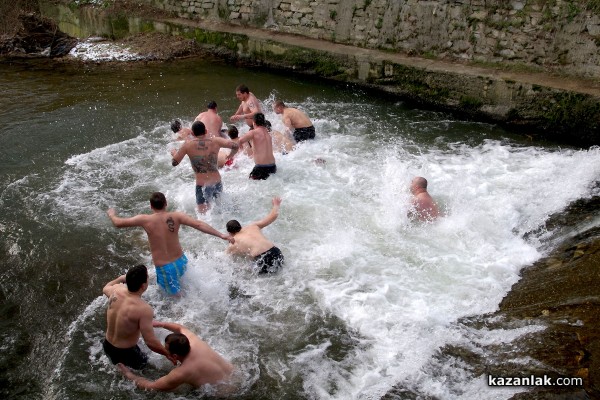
xmin=195 ymin=181 xmax=223 ymax=205
xmin=293 ymin=126 xmax=315 ymax=142
xmin=249 ymin=164 xmax=277 ymax=180
xmin=255 ymin=246 xmax=284 ymax=274
xmin=103 ymin=338 xmax=148 ymax=370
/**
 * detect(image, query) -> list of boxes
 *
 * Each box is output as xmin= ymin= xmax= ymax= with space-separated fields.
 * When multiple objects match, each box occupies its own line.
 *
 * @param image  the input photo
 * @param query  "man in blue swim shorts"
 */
xmin=108 ymin=192 xmax=234 ymax=295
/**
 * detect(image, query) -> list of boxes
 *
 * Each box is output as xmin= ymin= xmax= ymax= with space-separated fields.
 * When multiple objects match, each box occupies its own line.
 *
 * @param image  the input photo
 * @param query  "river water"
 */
xmin=1 ymin=57 xmax=599 ymax=400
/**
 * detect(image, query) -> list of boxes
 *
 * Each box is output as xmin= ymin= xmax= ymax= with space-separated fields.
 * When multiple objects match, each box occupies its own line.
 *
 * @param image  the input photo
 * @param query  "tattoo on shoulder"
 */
xmin=166 ymin=216 xmax=175 ymax=232
xmin=109 ymin=294 xmax=118 ymax=308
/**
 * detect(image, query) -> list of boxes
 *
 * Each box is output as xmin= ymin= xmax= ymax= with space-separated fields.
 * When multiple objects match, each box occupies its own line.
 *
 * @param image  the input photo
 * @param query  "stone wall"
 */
xmin=145 ymin=0 xmax=600 ymax=79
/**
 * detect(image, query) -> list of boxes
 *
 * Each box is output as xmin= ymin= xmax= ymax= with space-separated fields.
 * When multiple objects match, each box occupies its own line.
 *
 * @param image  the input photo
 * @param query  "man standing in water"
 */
xmin=237 ymin=113 xmax=277 ymax=180
xmin=171 ymin=121 xmax=239 ymax=213
xmin=107 ymin=192 xmax=234 ymax=296
xmin=102 ymin=265 xmax=173 ymax=369
xmin=409 ymin=176 xmax=440 ymax=221
xmin=230 ymin=84 xmax=262 ymax=128
xmin=118 ymin=321 xmax=234 ymax=392
xmin=273 ymin=100 xmax=315 ymax=143
xmin=226 ymin=197 xmax=284 ymax=274
xmin=195 ymin=101 xmax=227 ymax=139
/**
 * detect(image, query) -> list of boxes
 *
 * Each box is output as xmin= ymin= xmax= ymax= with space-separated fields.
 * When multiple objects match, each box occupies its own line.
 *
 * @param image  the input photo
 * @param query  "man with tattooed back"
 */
xmin=107 ymin=192 xmax=234 ymax=296
xmin=102 ymin=265 xmax=173 ymax=369
xmin=171 ymin=121 xmax=239 ymax=213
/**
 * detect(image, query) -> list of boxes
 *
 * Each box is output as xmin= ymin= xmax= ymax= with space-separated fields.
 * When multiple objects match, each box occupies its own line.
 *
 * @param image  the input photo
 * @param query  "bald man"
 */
xmin=409 ymin=177 xmax=440 ymax=221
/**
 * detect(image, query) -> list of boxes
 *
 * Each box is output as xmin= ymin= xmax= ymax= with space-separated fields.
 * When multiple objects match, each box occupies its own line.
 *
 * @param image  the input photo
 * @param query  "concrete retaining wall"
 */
xmin=144 ymin=0 xmax=600 ymax=80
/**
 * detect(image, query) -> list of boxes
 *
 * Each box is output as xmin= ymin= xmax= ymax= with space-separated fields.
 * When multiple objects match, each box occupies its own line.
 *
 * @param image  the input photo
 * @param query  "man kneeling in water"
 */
xmin=225 ymin=197 xmax=284 ymax=274
xmin=118 ymin=321 xmax=234 ymax=392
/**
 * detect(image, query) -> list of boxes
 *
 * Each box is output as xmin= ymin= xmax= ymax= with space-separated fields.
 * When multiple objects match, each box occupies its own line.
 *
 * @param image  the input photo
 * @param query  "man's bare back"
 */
xmin=118 ymin=321 xmax=234 ymax=392
xmin=239 ymin=125 xmax=276 ymax=166
xmin=105 ymin=282 xmax=153 ymax=348
xmin=410 ymin=176 xmax=440 ymax=221
xmin=227 ymin=224 xmax=275 ymax=258
xmin=195 ymin=101 xmax=224 ymax=138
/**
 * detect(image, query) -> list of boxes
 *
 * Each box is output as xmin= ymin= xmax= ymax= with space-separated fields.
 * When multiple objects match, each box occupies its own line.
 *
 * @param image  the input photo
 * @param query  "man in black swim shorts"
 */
xmin=102 ymin=265 xmax=174 ymax=369
xmin=273 ymin=100 xmax=316 ymax=143
xmin=225 ymin=197 xmax=285 ymax=274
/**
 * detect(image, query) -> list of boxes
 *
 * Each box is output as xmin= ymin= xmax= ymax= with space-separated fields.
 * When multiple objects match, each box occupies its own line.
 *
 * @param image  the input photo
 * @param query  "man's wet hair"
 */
xmin=253 ymin=113 xmax=266 ymax=127
xmin=264 ymin=120 xmax=272 ymax=131
xmin=236 ymin=84 xmax=249 ymax=94
xmin=226 ymin=220 xmax=242 ymax=234
xmin=165 ymin=333 xmax=191 ymax=357
xmin=126 ymin=265 xmax=148 ymax=292
xmin=170 ymin=120 xmax=182 ymax=133
xmin=274 ymin=100 xmax=285 ymax=108
xmin=207 ymin=101 xmax=217 ymax=110
xmin=227 ymin=125 xmax=239 ymax=139
xmin=192 ymin=121 xmax=206 ymax=136
xmin=150 ymin=192 xmax=167 ymax=210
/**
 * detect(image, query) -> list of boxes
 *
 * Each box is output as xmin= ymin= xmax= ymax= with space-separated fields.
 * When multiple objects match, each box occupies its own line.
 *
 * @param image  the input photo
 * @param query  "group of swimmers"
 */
xmin=100 ymin=84 xmax=440 ymax=393
xmin=101 ymin=84 xmax=316 ymax=393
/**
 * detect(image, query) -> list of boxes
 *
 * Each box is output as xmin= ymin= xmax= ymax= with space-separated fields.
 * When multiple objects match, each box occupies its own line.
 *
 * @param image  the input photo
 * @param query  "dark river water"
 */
xmin=1 ymin=57 xmax=599 ymax=399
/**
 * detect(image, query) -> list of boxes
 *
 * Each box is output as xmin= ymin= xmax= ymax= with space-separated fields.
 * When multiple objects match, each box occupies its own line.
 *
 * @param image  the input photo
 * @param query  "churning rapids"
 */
xmin=1 ymin=59 xmax=598 ymax=400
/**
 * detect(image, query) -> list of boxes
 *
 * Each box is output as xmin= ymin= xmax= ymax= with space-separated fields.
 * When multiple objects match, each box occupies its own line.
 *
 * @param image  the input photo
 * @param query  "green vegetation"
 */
xmin=330 ymin=10 xmax=337 ymax=20
xmin=459 ymin=95 xmax=483 ymax=110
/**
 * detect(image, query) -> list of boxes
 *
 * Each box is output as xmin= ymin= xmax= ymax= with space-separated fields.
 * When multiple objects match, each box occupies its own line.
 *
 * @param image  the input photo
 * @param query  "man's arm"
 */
xmin=107 ymin=209 xmax=147 ymax=228
xmin=178 ymin=213 xmax=235 ymax=244
xmin=102 ymin=274 xmax=125 ymax=298
xmin=237 ymin=131 xmax=254 ymax=146
xmin=153 ymin=320 xmax=185 ymax=333
xmin=253 ymin=197 xmax=282 ymax=229
xmin=170 ymin=143 xmax=187 ymax=167
xmin=118 ymin=363 xmax=184 ymax=392
xmin=230 ymin=103 xmax=244 ymax=121
xmin=217 ymin=138 xmax=239 ymax=160
xmin=139 ymin=306 xmax=173 ymax=361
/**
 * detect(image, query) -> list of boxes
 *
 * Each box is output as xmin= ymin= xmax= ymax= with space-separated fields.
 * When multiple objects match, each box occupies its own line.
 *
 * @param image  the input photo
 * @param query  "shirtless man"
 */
xmin=170 ymin=120 xmax=193 ymax=141
xmin=195 ymin=101 xmax=227 ymax=139
xmin=230 ymin=84 xmax=262 ymax=128
xmin=171 ymin=121 xmax=239 ymax=213
xmin=102 ymin=265 xmax=173 ymax=369
xmin=238 ymin=113 xmax=277 ymax=180
xmin=217 ymin=125 xmax=252 ymax=168
xmin=226 ymin=197 xmax=284 ymax=274
xmin=107 ymin=192 xmax=234 ymax=296
xmin=273 ymin=100 xmax=315 ymax=143
xmin=409 ymin=176 xmax=440 ymax=221
xmin=265 ymin=120 xmax=294 ymax=154
xmin=118 ymin=321 xmax=234 ymax=392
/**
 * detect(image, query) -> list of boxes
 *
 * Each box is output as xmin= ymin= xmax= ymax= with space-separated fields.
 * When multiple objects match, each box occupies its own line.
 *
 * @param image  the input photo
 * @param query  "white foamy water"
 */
xmin=47 ymin=98 xmax=600 ymax=399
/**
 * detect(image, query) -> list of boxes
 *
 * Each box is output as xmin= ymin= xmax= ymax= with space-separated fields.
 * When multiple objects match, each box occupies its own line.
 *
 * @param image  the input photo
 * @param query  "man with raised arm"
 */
xmin=238 ymin=113 xmax=277 ymax=180
xmin=273 ymin=100 xmax=315 ymax=143
xmin=107 ymin=192 xmax=234 ymax=296
xmin=102 ymin=265 xmax=174 ymax=369
xmin=171 ymin=120 xmax=239 ymax=213
xmin=409 ymin=176 xmax=440 ymax=221
xmin=226 ymin=197 xmax=284 ymax=274
xmin=230 ymin=84 xmax=262 ymax=128
xmin=195 ymin=100 xmax=227 ymax=139
xmin=118 ymin=321 xmax=234 ymax=392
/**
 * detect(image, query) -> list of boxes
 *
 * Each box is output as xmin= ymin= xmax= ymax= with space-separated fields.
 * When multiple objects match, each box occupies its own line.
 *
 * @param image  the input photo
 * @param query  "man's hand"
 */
xmin=170 ymin=148 xmax=177 ymax=157
xmin=223 ymin=234 xmax=235 ymax=244
xmin=117 ymin=363 xmax=134 ymax=379
xmin=107 ymin=208 xmax=116 ymax=218
xmin=272 ymin=197 xmax=282 ymax=207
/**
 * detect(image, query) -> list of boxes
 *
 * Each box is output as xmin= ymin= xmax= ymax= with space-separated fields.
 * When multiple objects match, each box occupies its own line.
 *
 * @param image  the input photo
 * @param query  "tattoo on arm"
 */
xmin=166 ymin=217 xmax=175 ymax=232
